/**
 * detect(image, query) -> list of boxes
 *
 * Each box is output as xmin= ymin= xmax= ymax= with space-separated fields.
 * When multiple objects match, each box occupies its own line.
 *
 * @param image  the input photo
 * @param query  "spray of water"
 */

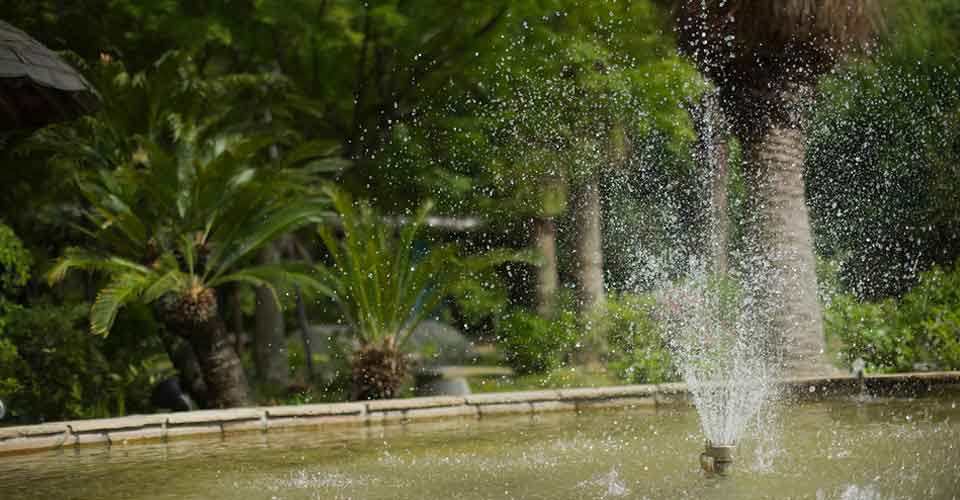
xmin=654 ymin=91 xmax=783 ymax=448
xmin=658 ymin=269 xmax=779 ymax=446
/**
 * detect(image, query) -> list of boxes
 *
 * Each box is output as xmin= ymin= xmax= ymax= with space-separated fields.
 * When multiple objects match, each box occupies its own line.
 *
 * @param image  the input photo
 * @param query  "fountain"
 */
xmin=1 ymin=2 xmax=959 ymax=498
xmin=656 ymin=264 xmax=781 ymax=475
xmin=660 ymin=0 xmax=885 ymax=473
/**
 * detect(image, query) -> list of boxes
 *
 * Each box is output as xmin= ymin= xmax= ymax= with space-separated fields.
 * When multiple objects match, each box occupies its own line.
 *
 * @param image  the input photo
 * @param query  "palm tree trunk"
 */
xmin=531 ymin=216 xmax=558 ymax=317
xmin=573 ymin=178 xmax=605 ymax=312
xmin=254 ymin=245 xmax=289 ymax=390
xmin=227 ymin=285 xmax=245 ymax=355
xmin=351 ymin=339 xmax=407 ymax=400
xmin=741 ymin=110 xmax=831 ymax=377
xmin=294 ymin=286 xmax=315 ymax=379
xmin=188 ymin=315 xmax=251 ymax=408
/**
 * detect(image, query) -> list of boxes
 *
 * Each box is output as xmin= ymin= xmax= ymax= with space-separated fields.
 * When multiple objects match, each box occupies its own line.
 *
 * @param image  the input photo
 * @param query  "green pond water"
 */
xmin=0 ymin=397 xmax=958 ymax=499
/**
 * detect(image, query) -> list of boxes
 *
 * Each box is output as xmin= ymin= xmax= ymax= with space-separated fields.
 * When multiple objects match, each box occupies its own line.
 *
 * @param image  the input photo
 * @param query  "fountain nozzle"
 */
xmin=700 ymin=442 xmax=735 ymax=475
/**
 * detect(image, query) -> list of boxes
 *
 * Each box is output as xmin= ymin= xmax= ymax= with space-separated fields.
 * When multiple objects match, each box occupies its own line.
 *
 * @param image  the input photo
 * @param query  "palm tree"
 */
xmin=314 ymin=186 xmax=521 ymax=400
xmin=48 ymin=138 xmax=328 ymax=407
xmin=675 ymin=0 xmax=881 ymax=376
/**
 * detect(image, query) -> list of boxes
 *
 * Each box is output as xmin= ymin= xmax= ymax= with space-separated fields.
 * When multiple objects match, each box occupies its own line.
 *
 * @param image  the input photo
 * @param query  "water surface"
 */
xmin=1 ymin=397 xmax=958 ymax=499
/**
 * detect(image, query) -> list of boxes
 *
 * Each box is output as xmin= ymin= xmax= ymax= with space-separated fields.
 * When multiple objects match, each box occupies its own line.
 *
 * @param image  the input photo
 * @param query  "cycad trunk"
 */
xmin=161 ymin=335 xmax=208 ymax=406
xmin=184 ymin=315 xmax=251 ymax=408
xmin=740 ymin=93 xmax=832 ymax=376
xmin=351 ymin=339 xmax=407 ymax=400
xmin=532 ymin=217 xmax=558 ymax=317
xmin=254 ymin=245 xmax=289 ymax=390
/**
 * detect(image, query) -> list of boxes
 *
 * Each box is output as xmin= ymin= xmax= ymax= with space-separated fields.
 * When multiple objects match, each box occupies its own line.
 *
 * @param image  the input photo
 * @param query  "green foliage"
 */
xmin=0 ymin=224 xmax=32 ymax=296
xmin=605 ymin=294 xmax=677 ymax=384
xmin=496 ymin=292 xmax=676 ymax=381
xmin=497 ymin=309 xmax=578 ymax=375
xmin=0 ymin=224 xmax=32 ymax=397
xmin=471 ymin=366 xmax=622 ymax=393
xmin=47 ymin=128 xmax=330 ymax=335
xmin=0 ymin=337 xmax=18 ymax=397
xmin=314 ymin=185 xmax=523 ymax=348
xmin=808 ymin=0 xmax=960 ymax=299
xmin=826 ymin=261 xmax=960 ymax=372
xmin=0 ymin=302 xmax=165 ymax=422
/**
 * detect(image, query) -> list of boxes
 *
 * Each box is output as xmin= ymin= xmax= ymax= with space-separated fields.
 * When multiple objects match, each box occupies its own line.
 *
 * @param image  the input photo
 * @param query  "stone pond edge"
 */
xmin=1 ymin=371 xmax=958 ymax=456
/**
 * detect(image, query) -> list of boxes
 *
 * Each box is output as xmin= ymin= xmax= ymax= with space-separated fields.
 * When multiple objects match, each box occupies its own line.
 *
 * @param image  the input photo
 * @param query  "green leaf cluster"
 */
xmin=826 ymin=260 xmax=960 ymax=372
xmin=314 ymin=185 xmax=525 ymax=348
xmin=0 ymin=302 xmax=166 ymax=421
xmin=605 ymin=294 xmax=676 ymax=384
xmin=497 ymin=308 xmax=579 ymax=375
xmin=48 ymin=132 xmax=330 ymax=335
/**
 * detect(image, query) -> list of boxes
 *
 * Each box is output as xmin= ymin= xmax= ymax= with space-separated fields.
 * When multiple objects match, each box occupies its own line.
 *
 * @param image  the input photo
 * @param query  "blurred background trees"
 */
xmin=0 ymin=0 xmax=958 ymax=419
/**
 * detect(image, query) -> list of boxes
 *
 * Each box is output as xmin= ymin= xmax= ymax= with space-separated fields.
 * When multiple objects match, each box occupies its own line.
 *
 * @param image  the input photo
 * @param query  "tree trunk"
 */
xmin=254 ymin=245 xmax=289 ymax=390
xmin=294 ymin=287 xmax=315 ymax=379
xmin=290 ymin=239 xmax=316 ymax=380
xmin=226 ymin=285 xmax=245 ymax=356
xmin=710 ymin=141 xmax=731 ymax=275
xmin=351 ymin=339 xmax=407 ymax=400
xmin=573 ymin=178 xmax=605 ymax=312
xmin=571 ymin=177 xmax=607 ymax=366
xmin=188 ymin=315 xmax=252 ymax=408
xmin=531 ymin=217 xmax=558 ymax=317
xmin=741 ymin=116 xmax=832 ymax=377
xmin=690 ymin=91 xmax=731 ymax=276
xmin=161 ymin=334 xmax=208 ymax=406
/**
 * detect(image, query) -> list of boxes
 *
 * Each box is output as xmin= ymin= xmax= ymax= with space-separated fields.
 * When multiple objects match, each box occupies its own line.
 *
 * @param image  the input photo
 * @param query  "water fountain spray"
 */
xmin=658 ymin=268 xmax=780 ymax=476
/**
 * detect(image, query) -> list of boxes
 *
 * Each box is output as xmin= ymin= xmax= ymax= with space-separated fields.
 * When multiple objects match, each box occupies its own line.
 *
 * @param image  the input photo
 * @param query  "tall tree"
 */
xmin=676 ymin=0 xmax=881 ymax=376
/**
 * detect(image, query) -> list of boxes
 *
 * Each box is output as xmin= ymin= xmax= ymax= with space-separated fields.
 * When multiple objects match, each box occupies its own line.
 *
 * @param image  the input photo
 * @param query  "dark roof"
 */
xmin=0 ymin=19 xmax=99 ymax=130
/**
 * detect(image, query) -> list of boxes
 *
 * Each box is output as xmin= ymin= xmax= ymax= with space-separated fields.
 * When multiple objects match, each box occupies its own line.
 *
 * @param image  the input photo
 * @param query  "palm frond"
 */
xmin=315 ymin=185 xmax=523 ymax=348
xmin=179 ymin=234 xmax=197 ymax=275
xmin=211 ymin=262 xmax=333 ymax=310
xmin=47 ymin=248 xmax=151 ymax=285
xmin=675 ymin=0 xmax=883 ymax=82
xmin=141 ymin=270 xmax=189 ymax=303
xmin=90 ymin=273 xmax=154 ymax=336
xmin=206 ymin=201 xmax=329 ymax=281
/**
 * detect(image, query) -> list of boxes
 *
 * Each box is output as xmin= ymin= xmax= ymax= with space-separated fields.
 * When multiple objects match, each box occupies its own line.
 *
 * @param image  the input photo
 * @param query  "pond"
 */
xmin=1 ymin=396 xmax=958 ymax=499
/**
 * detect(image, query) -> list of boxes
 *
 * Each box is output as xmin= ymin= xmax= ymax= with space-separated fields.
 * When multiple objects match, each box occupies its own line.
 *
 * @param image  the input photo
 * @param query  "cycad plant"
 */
xmin=315 ymin=186 xmax=518 ymax=400
xmin=675 ymin=0 xmax=882 ymax=376
xmin=49 ymin=138 xmax=328 ymax=407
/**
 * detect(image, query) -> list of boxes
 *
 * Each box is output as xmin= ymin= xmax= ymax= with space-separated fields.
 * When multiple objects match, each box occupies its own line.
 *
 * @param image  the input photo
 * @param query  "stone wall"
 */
xmin=1 ymin=372 xmax=957 ymax=456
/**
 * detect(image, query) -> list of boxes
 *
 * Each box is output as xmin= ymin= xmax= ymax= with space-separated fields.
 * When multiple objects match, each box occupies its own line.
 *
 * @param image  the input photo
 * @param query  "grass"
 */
xmin=469 ymin=366 xmax=623 ymax=393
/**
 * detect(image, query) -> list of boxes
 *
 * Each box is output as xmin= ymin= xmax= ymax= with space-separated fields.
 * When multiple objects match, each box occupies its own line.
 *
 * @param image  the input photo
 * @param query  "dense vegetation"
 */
xmin=0 ymin=0 xmax=957 ymax=421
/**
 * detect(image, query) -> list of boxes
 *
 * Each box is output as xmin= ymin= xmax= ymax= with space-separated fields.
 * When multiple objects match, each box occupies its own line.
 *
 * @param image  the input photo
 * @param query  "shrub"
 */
xmin=0 ymin=223 xmax=31 ymax=297
xmin=826 ymin=261 xmax=960 ymax=372
xmin=604 ymin=294 xmax=676 ymax=384
xmin=0 ymin=302 xmax=167 ymax=422
xmin=0 ymin=223 xmax=32 ymax=401
xmin=498 ymin=309 xmax=578 ymax=375
xmin=0 ymin=221 xmax=166 ymax=421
